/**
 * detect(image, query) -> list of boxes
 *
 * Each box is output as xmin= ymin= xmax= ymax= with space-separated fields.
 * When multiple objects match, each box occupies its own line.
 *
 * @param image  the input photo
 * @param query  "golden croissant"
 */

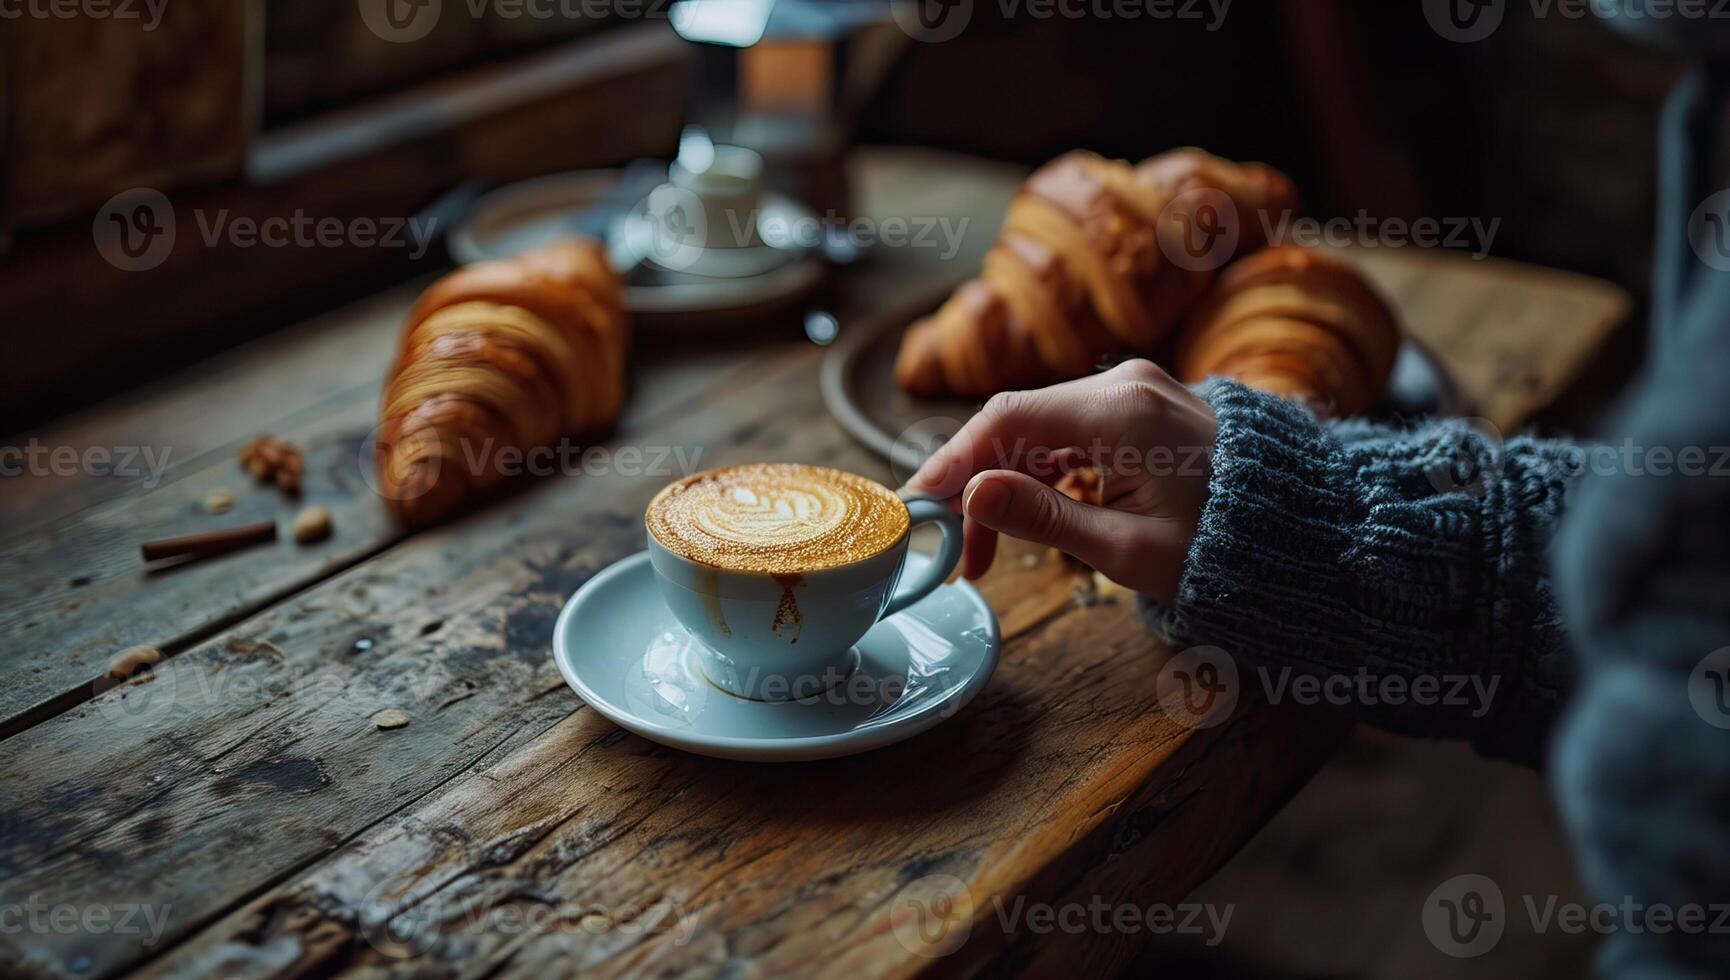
xmin=894 ymin=147 xmax=1298 ymax=398
xmin=375 ymin=238 xmax=629 ymax=525
xmin=1172 ymin=245 xmax=1400 ymax=418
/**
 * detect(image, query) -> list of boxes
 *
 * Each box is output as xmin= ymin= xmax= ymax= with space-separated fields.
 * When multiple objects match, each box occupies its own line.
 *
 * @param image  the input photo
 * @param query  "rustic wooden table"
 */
xmin=0 ymin=149 xmax=1628 ymax=979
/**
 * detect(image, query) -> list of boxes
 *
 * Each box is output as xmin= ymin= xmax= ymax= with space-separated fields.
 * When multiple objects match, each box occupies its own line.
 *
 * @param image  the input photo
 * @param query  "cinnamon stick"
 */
xmin=141 ymin=520 xmax=277 ymax=564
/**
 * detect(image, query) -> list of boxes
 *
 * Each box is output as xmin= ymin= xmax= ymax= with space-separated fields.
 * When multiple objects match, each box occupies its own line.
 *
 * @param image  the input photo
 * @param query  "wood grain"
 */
xmin=0 ymin=287 xmax=413 ymax=533
xmin=0 ymin=149 xmax=1631 ymax=980
xmin=0 ymin=346 xmax=832 ymax=977
xmin=140 ymin=596 xmax=1337 ymax=980
xmin=0 ymin=340 xmax=782 ymax=740
xmin=0 ymin=149 xmax=1012 ymax=743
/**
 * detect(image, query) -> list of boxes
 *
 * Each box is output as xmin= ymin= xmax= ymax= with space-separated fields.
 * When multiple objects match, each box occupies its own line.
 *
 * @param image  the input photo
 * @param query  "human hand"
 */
xmin=901 ymin=360 xmax=1217 ymax=601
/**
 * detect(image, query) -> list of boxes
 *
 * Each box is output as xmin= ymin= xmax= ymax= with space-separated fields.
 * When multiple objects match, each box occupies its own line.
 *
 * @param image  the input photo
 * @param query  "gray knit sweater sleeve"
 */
xmin=1144 ymin=380 xmax=1580 ymax=764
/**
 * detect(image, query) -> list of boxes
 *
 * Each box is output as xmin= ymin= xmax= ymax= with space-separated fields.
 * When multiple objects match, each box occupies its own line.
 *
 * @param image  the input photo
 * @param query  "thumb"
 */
xmin=963 ymin=469 xmax=1187 ymax=599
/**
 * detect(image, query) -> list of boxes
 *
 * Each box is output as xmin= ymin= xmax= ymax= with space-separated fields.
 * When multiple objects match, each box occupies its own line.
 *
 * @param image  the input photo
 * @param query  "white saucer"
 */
xmin=552 ymin=551 xmax=1001 ymax=762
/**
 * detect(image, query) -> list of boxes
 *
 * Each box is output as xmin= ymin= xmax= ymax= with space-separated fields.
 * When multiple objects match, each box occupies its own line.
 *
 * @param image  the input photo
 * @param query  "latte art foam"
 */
xmin=647 ymin=464 xmax=910 ymax=573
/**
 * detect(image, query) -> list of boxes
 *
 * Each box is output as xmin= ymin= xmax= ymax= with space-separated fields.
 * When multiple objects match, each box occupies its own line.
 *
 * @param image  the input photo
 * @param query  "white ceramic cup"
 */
xmin=668 ymin=143 xmax=765 ymax=251
xmin=646 ymin=495 xmax=964 ymax=701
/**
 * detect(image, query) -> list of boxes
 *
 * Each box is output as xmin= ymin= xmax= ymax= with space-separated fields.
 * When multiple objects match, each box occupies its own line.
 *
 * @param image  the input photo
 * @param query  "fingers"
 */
xmin=960 ymin=469 xmax=1191 ymax=599
xmin=960 ymin=510 xmax=999 ymax=581
xmin=903 ymin=359 xmax=1179 ymax=501
xmin=959 ymin=480 xmax=1003 ymax=580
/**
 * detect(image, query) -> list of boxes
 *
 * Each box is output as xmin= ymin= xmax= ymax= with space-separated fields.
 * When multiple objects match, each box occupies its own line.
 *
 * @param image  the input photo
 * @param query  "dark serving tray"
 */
xmin=820 ymin=280 xmax=1467 ymax=481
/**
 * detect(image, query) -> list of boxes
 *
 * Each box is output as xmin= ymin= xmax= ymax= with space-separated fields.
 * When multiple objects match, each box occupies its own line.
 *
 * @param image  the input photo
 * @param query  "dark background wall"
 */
xmin=861 ymin=1 xmax=1681 ymax=306
xmin=2 ymin=2 xmax=1683 ymax=431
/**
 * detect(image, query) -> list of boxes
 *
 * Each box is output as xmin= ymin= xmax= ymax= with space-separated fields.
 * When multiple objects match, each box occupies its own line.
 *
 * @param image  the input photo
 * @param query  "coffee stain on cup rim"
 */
xmin=771 ymin=573 xmax=804 ymax=644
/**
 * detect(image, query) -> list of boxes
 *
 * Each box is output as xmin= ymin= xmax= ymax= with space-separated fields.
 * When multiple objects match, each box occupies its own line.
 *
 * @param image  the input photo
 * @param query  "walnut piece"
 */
xmin=238 ymin=436 xmax=305 ymax=494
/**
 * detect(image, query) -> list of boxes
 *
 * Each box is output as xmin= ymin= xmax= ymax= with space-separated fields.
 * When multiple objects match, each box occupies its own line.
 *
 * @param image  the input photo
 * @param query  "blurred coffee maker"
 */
xmin=671 ymin=0 xmax=906 ymax=228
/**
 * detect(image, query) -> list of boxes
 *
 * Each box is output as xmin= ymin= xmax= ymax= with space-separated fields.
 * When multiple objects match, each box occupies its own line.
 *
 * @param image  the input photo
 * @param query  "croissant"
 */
xmin=894 ymin=147 xmax=1298 ymax=398
xmin=375 ymin=238 xmax=629 ymax=525
xmin=1172 ymin=245 xmax=1400 ymax=418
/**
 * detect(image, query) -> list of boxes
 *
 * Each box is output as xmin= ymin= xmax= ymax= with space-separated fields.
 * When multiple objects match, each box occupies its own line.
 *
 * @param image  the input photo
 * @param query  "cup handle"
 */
xmin=880 ymin=497 xmax=965 ymax=620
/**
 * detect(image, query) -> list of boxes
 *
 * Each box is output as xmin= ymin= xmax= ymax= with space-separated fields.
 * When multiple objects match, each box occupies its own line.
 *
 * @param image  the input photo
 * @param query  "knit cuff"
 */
xmin=1140 ymin=380 xmax=1574 ymax=765
xmin=1142 ymin=379 xmax=1361 ymax=675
